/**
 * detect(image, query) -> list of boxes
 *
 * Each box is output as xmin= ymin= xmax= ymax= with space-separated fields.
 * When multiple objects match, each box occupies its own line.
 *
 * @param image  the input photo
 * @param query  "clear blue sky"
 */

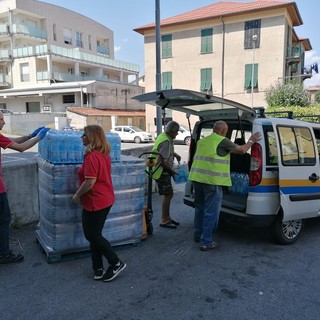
xmin=41 ymin=0 xmax=319 ymax=86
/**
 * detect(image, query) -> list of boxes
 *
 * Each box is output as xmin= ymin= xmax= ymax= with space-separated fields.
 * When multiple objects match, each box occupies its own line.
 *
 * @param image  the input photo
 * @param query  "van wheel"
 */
xmin=184 ymin=136 xmax=191 ymax=146
xmin=270 ymin=212 xmax=304 ymax=245
xmin=134 ymin=136 xmax=142 ymax=143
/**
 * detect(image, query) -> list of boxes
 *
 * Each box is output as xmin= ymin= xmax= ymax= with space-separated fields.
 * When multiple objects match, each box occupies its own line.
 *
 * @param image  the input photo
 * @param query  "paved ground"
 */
xmin=2 ymin=183 xmax=320 ymax=320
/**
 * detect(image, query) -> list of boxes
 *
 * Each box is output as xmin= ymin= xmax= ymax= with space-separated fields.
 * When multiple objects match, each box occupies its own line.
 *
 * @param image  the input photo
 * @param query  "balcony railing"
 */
xmin=13 ymin=44 xmax=139 ymax=73
xmin=0 ymin=73 xmax=10 ymax=85
xmin=37 ymin=71 xmax=110 ymax=83
xmin=97 ymin=45 xmax=109 ymax=55
xmin=12 ymin=24 xmax=47 ymax=40
xmin=0 ymin=49 xmax=10 ymax=60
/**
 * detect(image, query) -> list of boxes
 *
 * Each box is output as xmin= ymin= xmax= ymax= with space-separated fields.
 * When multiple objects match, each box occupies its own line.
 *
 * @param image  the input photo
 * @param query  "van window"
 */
xmin=277 ymin=126 xmax=316 ymax=165
xmin=265 ymin=127 xmax=278 ymax=165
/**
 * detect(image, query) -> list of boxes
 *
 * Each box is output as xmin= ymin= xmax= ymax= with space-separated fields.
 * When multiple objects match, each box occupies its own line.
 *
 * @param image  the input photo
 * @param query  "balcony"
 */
xmin=37 ymin=71 xmax=110 ymax=83
xmin=0 ymin=49 xmax=10 ymax=60
xmin=12 ymin=24 xmax=47 ymax=40
xmin=97 ymin=45 xmax=109 ymax=56
xmin=0 ymin=73 xmax=11 ymax=86
xmin=13 ymin=44 xmax=139 ymax=73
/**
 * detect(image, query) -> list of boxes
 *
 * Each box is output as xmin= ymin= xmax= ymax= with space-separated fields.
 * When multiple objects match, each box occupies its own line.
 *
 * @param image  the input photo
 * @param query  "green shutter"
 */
xmin=162 ymin=35 xmax=172 ymax=58
xmin=162 ymin=72 xmax=172 ymax=90
xmin=201 ymin=28 xmax=213 ymax=54
xmin=244 ymin=64 xmax=258 ymax=89
xmin=200 ymin=68 xmax=212 ymax=91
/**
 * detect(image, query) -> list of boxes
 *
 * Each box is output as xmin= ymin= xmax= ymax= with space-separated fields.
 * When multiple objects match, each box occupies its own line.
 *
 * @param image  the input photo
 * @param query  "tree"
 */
xmin=265 ymin=81 xmax=310 ymax=107
xmin=315 ymin=90 xmax=320 ymax=104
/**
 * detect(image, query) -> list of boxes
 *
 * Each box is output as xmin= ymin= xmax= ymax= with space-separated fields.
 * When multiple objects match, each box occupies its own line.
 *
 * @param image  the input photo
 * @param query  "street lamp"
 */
xmin=251 ymin=34 xmax=257 ymax=108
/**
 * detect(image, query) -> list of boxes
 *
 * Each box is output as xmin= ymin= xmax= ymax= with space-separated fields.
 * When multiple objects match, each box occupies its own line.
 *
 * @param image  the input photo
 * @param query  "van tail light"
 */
xmin=249 ymin=143 xmax=262 ymax=187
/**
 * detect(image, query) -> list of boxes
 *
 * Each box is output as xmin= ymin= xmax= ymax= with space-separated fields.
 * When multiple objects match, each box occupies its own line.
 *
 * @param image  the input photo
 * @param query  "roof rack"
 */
xmin=253 ymin=107 xmax=320 ymax=123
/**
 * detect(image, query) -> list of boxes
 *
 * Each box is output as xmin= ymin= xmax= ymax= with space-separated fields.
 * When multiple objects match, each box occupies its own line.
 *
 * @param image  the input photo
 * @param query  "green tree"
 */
xmin=265 ymin=81 xmax=310 ymax=107
xmin=315 ymin=90 xmax=320 ymax=104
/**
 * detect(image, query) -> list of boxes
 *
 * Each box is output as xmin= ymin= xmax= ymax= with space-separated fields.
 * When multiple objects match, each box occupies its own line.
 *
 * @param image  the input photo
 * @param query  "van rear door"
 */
xmin=272 ymin=119 xmax=320 ymax=221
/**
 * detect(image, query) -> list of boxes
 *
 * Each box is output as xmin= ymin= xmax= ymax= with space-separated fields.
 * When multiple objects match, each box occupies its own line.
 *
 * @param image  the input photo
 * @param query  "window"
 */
xmin=244 ymin=64 xmax=258 ymax=89
xmin=63 ymin=28 xmax=72 ymax=45
xmin=244 ymin=19 xmax=261 ymax=49
xmin=26 ymin=102 xmax=40 ymax=113
xmin=53 ymin=24 xmax=57 ymax=41
xmin=277 ymin=126 xmax=316 ymax=165
xmin=161 ymin=34 xmax=172 ymax=58
xmin=63 ymin=94 xmax=75 ymax=104
xmin=201 ymin=28 xmax=213 ymax=54
xmin=20 ymin=63 xmax=30 ymax=82
xmin=162 ymin=71 xmax=172 ymax=90
xmin=76 ymin=32 xmax=83 ymax=48
xmin=200 ymin=68 xmax=212 ymax=92
xmin=265 ymin=126 xmax=278 ymax=165
xmin=88 ymin=35 xmax=92 ymax=50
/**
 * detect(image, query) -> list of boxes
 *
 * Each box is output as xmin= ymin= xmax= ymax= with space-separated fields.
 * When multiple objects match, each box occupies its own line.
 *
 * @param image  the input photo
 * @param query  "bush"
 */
xmin=265 ymin=81 xmax=310 ymax=107
xmin=315 ymin=90 xmax=320 ymax=104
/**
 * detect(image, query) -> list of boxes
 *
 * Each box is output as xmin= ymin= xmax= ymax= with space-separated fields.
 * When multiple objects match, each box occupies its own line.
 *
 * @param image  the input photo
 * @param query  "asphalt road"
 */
xmin=1 ymin=182 xmax=320 ymax=320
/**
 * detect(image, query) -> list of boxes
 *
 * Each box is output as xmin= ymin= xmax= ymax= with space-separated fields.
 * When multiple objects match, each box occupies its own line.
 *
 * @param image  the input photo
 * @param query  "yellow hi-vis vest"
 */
xmin=188 ymin=133 xmax=231 ymax=186
xmin=151 ymin=132 xmax=174 ymax=180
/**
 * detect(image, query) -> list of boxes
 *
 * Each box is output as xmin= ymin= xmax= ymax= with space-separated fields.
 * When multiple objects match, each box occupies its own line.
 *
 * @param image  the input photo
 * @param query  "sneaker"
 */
xmin=0 ymin=250 xmax=24 ymax=264
xmin=200 ymin=242 xmax=217 ymax=251
xmin=93 ymin=268 xmax=105 ymax=280
xmin=103 ymin=260 xmax=126 ymax=282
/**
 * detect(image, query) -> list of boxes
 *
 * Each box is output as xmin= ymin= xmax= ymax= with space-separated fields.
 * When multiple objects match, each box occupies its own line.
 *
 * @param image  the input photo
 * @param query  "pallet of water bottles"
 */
xmin=228 ymin=172 xmax=249 ymax=195
xmin=38 ymin=129 xmax=121 ymax=164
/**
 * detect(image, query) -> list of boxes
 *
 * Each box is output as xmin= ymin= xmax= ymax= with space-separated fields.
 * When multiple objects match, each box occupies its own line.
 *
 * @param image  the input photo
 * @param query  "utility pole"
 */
xmin=155 ymin=0 xmax=162 ymax=135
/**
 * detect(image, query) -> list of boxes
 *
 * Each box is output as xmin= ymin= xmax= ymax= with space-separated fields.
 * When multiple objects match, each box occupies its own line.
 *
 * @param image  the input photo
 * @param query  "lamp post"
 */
xmin=251 ymin=34 xmax=257 ymax=108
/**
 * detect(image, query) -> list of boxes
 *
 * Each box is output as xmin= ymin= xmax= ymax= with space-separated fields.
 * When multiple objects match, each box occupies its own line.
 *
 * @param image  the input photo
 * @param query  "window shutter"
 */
xmin=162 ymin=72 xmax=172 ymax=90
xmin=162 ymin=35 xmax=172 ymax=58
xmin=201 ymin=28 xmax=213 ymax=53
xmin=200 ymin=68 xmax=212 ymax=91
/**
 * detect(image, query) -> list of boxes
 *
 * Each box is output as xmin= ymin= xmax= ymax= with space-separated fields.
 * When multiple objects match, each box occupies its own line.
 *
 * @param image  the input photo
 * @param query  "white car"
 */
xmin=111 ymin=125 xmax=153 ymax=143
xmin=154 ymin=125 xmax=192 ymax=145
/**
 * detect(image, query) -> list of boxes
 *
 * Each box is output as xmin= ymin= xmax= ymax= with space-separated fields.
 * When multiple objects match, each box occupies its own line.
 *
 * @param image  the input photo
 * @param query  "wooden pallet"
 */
xmin=35 ymin=230 xmax=91 ymax=264
xmin=35 ymin=230 xmax=141 ymax=264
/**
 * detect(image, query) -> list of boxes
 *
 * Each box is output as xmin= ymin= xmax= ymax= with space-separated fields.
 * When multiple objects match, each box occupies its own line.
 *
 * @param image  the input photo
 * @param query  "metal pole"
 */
xmin=155 ymin=0 xmax=162 ymax=135
xmin=251 ymin=34 xmax=257 ymax=108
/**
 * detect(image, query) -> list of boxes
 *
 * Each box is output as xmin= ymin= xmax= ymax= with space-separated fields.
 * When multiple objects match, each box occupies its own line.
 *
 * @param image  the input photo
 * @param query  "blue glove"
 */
xmin=30 ymin=126 xmax=45 ymax=138
xmin=37 ymin=128 xmax=50 ymax=140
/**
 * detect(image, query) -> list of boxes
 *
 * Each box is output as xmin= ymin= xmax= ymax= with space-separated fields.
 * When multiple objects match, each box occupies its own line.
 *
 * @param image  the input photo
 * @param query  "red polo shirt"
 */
xmin=0 ymin=134 xmax=14 ymax=193
xmin=78 ymin=150 xmax=115 ymax=211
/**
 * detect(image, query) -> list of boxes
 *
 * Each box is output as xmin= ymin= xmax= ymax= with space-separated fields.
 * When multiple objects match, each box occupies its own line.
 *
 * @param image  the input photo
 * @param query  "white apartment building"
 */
xmin=134 ymin=0 xmax=312 ymax=133
xmin=0 ymin=0 xmax=144 ymax=118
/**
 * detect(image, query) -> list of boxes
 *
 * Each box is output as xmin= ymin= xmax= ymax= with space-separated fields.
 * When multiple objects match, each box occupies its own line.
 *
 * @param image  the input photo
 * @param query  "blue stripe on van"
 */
xmin=279 ymin=186 xmax=320 ymax=194
xmin=250 ymin=185 xmax=279 ymax=193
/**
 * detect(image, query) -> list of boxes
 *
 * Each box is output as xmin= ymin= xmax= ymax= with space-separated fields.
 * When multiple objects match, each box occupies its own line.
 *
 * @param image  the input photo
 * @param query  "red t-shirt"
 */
xmin=78 ymin=150 xmax=115 ymax=211
xmin=0 ymin=134 xmax=14 ymax=193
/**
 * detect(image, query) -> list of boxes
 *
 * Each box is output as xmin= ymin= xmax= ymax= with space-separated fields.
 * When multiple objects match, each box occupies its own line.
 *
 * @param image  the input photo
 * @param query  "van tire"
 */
xmin=270 ymin=211 xmax=304 ymax=245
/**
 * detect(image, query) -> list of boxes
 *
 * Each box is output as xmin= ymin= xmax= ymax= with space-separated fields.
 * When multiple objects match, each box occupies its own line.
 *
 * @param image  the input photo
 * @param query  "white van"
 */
xmin=134 ymin=89 xmax=320 ymax=244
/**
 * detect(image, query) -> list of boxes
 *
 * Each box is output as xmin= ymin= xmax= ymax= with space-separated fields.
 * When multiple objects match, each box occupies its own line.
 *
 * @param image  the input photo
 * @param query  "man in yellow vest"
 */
xmin=189 ymin=120 xmax=261 ymax=251
xmin=152 ymin=121 xmax=181 ymax=229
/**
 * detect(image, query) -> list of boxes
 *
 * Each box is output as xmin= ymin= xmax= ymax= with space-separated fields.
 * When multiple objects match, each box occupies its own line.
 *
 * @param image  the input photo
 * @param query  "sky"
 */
xmin=41 ymin=0 xmax=320 ymax=87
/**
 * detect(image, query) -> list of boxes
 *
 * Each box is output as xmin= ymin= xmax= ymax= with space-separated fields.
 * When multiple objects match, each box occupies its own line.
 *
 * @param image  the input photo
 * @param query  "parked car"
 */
xmin=154 ymin=125 xmax=192 ymax=145
xmin=111 ymin=125 xmax=153 ymax=143
xmin=133 ymin=88 xmax=320 ymax=245
xmin=0 ymin=108 xmax=13 ymax=114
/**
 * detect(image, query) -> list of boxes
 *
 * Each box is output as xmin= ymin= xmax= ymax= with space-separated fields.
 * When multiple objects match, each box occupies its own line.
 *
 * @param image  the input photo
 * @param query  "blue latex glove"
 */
xmin=37 ymin=128 xmax=50 ymax=140
xmin=30 ymin=126 xmax=45 ymax=137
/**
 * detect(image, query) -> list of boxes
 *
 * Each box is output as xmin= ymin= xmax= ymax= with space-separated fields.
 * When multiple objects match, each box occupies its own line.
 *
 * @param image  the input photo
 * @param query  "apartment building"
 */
xmin=0 ymin=0 xmax=144 ymax=120
xmin=134 ymin=0 xmax=312 ymax=132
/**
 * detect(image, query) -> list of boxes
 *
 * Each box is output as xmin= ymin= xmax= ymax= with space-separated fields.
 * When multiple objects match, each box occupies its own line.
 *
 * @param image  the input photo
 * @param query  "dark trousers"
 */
xmin=82 ymin=206 xmax=118 ymax=271
xmin=0 ymin=192 xmax=11 ymax=256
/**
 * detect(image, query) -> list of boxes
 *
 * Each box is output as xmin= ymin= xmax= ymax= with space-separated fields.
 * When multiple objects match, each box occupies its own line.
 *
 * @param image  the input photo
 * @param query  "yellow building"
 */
xmin=134 ymin=0 xmax=312 ymax=133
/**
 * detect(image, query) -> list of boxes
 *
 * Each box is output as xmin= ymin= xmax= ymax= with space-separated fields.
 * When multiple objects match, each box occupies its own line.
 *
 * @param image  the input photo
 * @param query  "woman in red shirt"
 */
xmin=72 ymin=125 xmax=126 ymax=282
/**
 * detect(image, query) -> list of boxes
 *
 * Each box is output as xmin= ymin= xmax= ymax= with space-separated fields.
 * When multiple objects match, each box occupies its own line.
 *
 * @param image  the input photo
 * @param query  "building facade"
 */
xmin=0 ymin=0 xmax=144 ymax=121
xmin=134 ymin=0 xmax=312 ymax=133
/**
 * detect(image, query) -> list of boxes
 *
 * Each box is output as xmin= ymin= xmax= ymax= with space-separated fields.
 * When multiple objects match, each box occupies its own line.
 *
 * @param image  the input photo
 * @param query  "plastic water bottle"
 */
xmin=242 ymin=174 xmax=249 ymax=195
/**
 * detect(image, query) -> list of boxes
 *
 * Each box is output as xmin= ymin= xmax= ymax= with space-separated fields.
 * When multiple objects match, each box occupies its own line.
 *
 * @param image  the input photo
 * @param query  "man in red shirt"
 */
xmin=0 ymin=111 xmax=49 ymax=264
